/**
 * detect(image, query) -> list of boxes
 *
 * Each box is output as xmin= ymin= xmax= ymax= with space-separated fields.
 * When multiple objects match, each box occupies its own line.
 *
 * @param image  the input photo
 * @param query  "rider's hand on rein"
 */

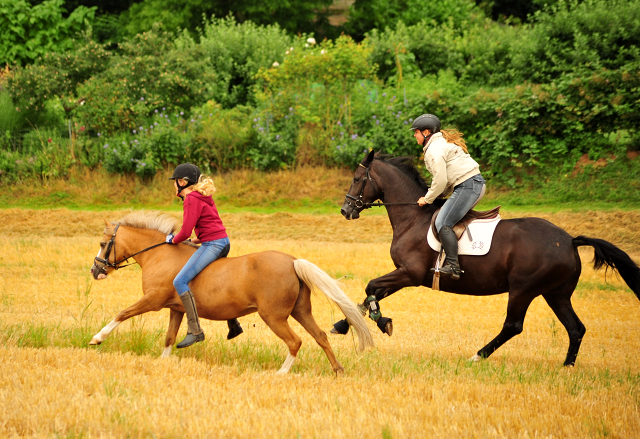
xmin=166 ymin=234 xmax=175 ymax=244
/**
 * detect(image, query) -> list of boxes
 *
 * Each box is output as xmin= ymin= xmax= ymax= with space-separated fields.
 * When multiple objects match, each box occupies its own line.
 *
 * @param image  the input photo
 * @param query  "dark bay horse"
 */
xmin=337 ymin=150 xmax=640 ymax=366
xmin=89 ymin=211 xmax=374 ymax=374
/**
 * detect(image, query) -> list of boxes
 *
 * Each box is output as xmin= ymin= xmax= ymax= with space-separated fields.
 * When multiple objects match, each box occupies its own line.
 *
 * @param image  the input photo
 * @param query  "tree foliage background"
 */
xmin=1 ymin=0 xmax=639 ymax=197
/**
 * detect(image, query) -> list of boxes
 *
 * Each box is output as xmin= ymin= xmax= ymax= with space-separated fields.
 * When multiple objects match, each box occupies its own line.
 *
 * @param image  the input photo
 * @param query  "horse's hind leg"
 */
xmin=258 ymin=312 xmax=303 ymax=374
xmin=543 ymin=281 xmax=585 ymax=367
xmin=291 ymin=286 xmax=345 ymax=374
xmin=162 ymin=308 xmax=184 ymax=358
xmin=472 ymin=293 xmax=535 ymax=362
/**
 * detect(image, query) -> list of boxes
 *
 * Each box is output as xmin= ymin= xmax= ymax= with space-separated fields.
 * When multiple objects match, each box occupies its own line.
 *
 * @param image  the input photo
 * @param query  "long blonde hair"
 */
xmin=440 ymin=128 xmax=468 ymax=153
xmin=179 ymin=176 xmax=217 ymax=196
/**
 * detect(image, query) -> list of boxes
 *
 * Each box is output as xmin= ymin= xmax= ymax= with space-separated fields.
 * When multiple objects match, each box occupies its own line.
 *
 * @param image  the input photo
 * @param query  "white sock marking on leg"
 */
xmin=93 ymin=320 xmax=120 ymax=343
xmin=276 ymin=354 xmax=296 ymax=374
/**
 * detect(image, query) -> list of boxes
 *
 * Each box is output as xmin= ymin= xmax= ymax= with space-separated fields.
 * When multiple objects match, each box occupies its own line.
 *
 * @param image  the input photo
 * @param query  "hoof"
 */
xmin=376 ymin=317 xmax=393 ymax=336
xmin=334 ymin=366 xmax=345 ymax=375
xmin=89 ymin=338 xmax=101 ymax=346
xmin=330 ymin=319 xmax=350 ymax=335
xmin=227 ymin=323 xmax=243 ymax=340
xmin=469 ymin=354 xmax=482 ymax=362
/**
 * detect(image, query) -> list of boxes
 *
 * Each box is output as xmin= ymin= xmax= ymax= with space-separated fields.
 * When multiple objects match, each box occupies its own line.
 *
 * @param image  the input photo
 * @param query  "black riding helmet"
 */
xmin=410 ymin=114 xmax=441 ymax=133
xmin=169 ymin=163 xmax=201 ymax=199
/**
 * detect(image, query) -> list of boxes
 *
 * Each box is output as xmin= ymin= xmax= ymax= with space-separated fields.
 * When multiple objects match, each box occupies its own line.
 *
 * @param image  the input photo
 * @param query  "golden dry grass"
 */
xmin=1 ymin=208 xmax=639 ymax=438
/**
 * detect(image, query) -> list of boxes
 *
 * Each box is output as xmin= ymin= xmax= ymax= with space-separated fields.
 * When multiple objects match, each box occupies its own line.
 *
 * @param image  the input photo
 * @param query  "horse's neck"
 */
xmin=374 ymin=163 xmax=433 ymax=232
xmin=119 ymin=227 xmax=167 ymax=267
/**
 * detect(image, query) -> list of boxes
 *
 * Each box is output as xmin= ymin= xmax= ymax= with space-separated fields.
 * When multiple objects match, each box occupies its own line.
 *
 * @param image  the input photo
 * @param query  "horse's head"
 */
xmin=341 ymin=150 xmax=383 ymax=220
xmin=90 ymin=220 xmax=119 ymax=280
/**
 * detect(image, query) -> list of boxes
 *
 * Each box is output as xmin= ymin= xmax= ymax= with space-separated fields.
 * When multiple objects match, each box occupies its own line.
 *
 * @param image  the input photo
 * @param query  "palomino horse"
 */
xmin=89 ymin=211 xmax=374 ymax=374
xmin=336 ymin=150 xmax=640 ymax=366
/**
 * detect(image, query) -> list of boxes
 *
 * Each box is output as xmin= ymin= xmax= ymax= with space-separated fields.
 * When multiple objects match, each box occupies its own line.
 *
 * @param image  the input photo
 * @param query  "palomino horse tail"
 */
xmin=573 ymin=236 xmax=640 ymax=300
xmin=293 ymin=259 xmax=375 ymax=352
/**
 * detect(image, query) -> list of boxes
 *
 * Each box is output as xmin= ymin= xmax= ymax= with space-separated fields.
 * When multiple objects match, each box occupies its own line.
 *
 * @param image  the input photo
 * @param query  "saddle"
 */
xmin=430 ymin=206 xmax=501 ymax=243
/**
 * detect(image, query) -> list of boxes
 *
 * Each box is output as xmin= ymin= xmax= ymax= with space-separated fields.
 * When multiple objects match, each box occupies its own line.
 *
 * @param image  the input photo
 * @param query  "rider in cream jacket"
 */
xmin=422 ymin=132 xmax=480 ymax=204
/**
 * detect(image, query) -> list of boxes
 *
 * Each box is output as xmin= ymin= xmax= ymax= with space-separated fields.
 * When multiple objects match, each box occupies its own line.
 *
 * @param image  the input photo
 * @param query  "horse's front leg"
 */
xmin=89 ymin=294 xmax=168 ymax=346
xmin=332 ymin=266 xmax=424 ymax=336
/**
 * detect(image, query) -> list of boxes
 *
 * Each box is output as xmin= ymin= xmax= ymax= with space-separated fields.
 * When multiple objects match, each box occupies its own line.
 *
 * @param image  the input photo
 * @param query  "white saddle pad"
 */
xmin=427 ymin=216 xmax=501 ymax=256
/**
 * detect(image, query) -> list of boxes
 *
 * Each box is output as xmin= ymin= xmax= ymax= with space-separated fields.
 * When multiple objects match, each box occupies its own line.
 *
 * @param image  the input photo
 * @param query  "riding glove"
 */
xmin=166 ymin=234 xmax=175 ymax=244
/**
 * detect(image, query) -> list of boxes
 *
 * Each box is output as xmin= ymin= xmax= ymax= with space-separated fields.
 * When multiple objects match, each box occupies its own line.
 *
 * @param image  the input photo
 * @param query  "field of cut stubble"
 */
xmin=1 ymin=208 xmax=639 ymax=438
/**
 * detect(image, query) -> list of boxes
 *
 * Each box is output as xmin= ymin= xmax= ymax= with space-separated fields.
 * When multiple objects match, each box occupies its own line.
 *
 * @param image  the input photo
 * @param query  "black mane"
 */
xmin=375 ymin=154 xmax=430 ymax=193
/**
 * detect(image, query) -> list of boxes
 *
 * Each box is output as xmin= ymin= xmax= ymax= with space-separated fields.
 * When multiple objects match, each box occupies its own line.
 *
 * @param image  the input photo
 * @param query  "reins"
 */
xmin=344 ymin=163 xmax=419 ymax=209
xmin=94 ymin=224 xmax=168 ymax=273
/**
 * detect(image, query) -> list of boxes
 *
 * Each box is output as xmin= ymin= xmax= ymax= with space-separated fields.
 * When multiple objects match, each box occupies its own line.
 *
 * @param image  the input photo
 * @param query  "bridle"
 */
xmin=344 ymin=163 xmax=418 ymax=210
xmin=93 ymin=224 xmax=167 ymax=274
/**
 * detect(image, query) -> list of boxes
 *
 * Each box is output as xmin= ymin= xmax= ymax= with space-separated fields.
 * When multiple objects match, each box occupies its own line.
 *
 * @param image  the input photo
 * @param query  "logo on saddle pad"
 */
xmin=427 ymin=207 xmax=501 ymax=256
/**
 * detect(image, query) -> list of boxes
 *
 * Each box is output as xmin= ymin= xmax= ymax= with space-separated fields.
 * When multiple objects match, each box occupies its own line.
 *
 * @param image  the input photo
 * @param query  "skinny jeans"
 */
xmin=434 ymin=174 xmax=486 ymax=233
xmin=173 ymin=237 xmax=230 ymax=296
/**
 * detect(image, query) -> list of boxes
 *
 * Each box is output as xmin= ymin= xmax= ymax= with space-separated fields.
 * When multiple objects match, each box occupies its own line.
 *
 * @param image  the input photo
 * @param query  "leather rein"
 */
xmin=94 ymin=224 xmax=167 ymax=274
xmin=344 ymin=163 xmax=418 ymax=209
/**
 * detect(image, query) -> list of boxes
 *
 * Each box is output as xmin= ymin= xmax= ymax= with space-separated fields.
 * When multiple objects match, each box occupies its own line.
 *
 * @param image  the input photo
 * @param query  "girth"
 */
xmin=431 ymin=205 xmax=501 ymax=243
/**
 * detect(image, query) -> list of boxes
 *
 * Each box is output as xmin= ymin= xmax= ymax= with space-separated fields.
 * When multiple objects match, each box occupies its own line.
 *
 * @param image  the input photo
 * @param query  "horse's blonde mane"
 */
xmin=118 ymin=211 xmax=179 ymax=234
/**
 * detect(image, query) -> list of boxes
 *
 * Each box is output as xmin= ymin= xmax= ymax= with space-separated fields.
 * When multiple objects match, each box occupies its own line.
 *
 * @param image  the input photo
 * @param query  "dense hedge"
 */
xmin=1 ymin=0 xmax=638 ymax=186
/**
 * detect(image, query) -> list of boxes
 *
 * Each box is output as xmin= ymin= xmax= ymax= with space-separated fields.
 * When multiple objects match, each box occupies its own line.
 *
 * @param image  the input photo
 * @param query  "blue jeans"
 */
xmin=173 ymin=237 xmax=230 ymax=296
xmin=435 ymin=174 xmax=486 ymax=233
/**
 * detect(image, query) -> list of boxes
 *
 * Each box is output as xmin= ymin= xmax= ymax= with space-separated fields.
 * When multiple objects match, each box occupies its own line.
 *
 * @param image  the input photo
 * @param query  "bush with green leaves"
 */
xmin=72 ymin=27 xmax=213 ymax=134
xmin=119 ymin=0 xmax=334 ymax=39
xmin=190 ymin=101 xmax=254 ymax=171
xmin=8 ymin=37 xmax=111 ymax=113
xmin=345 ymin=0 xmax=482 ymax=41
xmin=508 ymin=0 xmax=640 ymax=83
xmin=255 ymin=35 xmax=376 ymax=164
xmin=197 ymin=16 xmax=294 ymax=108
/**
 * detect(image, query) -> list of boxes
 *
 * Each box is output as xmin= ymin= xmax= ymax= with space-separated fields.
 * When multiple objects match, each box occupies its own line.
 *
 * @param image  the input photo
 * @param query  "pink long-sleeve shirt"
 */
xmin=172 ymin=191 xmax=227 ymax=244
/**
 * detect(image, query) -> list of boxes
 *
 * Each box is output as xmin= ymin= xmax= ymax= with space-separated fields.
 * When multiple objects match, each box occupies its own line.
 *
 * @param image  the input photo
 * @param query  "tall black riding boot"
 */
xmin=177 ymin=290 xmax=205 ymax=348
xmin=438 ymin=226 xmax=462 ymax=280
xmin=226 ymin=318 xmax=243 ymax=340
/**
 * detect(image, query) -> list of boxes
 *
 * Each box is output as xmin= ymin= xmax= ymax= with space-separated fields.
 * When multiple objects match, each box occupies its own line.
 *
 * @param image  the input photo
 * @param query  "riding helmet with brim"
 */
xmin=169 ymin=163 xmax=201 ymax=197
xmin=409 ymin=114 xmax=441 ymax=133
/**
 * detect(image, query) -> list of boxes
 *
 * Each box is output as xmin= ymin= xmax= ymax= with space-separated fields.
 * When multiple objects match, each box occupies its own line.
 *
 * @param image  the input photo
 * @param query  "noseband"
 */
xmin=94 ymin=224 xmax=168 ymax=274
xmin=344 ymin=164 xmax=381 ymax=210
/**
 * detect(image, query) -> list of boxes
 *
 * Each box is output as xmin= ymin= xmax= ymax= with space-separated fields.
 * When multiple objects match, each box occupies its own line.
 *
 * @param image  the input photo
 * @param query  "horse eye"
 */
xmin=100 ymin=242 xmax=106 ymax=248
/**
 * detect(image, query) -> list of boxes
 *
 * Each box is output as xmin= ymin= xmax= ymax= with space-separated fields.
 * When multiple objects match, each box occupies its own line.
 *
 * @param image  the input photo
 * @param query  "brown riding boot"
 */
xmin=177 ymin=290 xmax=205 ymax=348
xmin=437 ymin=226 xmax=462 ymax=280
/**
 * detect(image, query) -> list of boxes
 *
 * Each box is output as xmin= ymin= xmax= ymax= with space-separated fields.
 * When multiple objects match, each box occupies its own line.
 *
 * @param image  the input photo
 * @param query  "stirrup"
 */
xmin=439 ymin=265 xmax=462 ymax=280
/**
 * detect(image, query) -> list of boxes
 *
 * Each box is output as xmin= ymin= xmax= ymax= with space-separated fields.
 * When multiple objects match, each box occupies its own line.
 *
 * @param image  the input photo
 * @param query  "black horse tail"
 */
xmin=573 ymin=236 xmax=640 ymax=300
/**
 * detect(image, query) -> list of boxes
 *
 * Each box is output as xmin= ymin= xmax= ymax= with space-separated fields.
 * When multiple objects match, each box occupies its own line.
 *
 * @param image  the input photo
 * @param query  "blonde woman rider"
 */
xmin=167 ymin=163 xmax=242 ymax=348
xmin=410 ymin=114 xmax=486 ymax=280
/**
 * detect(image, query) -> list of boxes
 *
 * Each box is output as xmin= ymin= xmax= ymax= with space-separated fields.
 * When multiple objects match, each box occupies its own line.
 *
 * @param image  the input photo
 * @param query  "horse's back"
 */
xmin=192 ymin=250 xmax=301 ymax=319
xmin=495 ymin=217 xmax=580 ymax=287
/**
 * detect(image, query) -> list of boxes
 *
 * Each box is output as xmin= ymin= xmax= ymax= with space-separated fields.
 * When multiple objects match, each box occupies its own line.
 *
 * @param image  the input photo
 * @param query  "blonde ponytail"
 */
xmin=440 ymin=128 xmax=468 ymax=153
xmin=191 ymin=176 xmax=217 ymax=196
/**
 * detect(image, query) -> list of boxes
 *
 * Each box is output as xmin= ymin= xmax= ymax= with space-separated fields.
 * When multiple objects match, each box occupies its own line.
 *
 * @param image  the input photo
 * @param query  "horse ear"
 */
xmin=362 ymin=149 xmax=375 ymax=166
xmin=104 ymin=219 xmax=110 ymax=227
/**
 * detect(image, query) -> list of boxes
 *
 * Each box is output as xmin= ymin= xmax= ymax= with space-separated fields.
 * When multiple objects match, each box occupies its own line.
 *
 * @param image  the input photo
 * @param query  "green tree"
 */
xmin=120 ymin=0 xmax=335 ymax=38
xmin=0 ymin=0 xmax=96 ymax=66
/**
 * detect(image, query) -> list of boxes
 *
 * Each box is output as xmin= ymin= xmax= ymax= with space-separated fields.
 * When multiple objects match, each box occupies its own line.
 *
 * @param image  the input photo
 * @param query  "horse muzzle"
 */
xmin=90 ymin=264 xmax=108 ymax=280
xmin=341 ymin=201 xmax=360 ymax=220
